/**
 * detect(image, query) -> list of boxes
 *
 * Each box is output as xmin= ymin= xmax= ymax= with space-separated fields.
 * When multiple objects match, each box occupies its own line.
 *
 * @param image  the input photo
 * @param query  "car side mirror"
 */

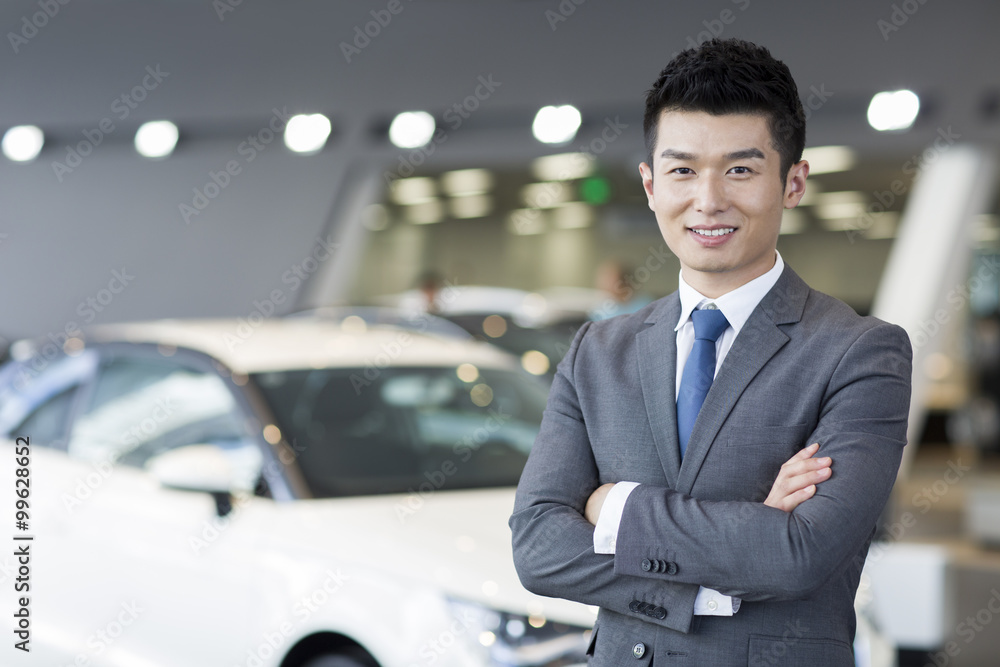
xmin=147 ymin=444 xmax=238 ymax=516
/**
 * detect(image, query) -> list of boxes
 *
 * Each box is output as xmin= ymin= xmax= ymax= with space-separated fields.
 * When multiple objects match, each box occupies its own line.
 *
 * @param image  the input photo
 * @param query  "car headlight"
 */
xmin=447 ymin=598 xmax=592 ymax=667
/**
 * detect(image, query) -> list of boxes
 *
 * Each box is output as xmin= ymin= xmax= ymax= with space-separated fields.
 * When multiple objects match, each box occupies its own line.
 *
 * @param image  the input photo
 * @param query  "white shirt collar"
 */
xmin=675 ymin=250 xmax=785 ymax=335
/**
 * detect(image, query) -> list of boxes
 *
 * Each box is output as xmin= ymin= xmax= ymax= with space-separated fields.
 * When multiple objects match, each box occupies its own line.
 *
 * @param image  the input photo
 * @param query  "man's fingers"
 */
xmin=780 ymin=484 xmax=817 ymax=512
xmin=790 ymin=442 xmax=820 ymax=461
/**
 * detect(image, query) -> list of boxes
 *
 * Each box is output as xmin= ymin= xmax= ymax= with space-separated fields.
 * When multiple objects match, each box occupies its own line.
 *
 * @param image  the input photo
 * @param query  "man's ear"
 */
xmin=783 ymin=159 xmax=810 ymax=208
xmin=639 ymin=162 xmax=655 ymax=211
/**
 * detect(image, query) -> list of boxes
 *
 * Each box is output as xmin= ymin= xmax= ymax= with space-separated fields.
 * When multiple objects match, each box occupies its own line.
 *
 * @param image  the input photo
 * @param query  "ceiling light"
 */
xmin=284 ymin=113 xmax=332 ymax=154
xmin=389 ymin=111 xmax=436 ymax=149
xmin=450 ymin=194 xmax=492 ymax=219
xmin=2 ymin=125 xmax=44 ymax=162
xmin=867 ymin=90 xmax=920 ymax=131
xmin=532 ymin=105 xmax=582 ymax=144
xmin=405 ymin=199 xmax=444 ymax=224
xmin=507 ymin=209 xmax=547 ymax=235
xmin=390 ymin=176 xmax=437 ymax=205
xmin=551 ymin=202 xmax=594 ymax=229
xmin=521 ymin=182 xmax=572 ymax=208
xmin=531 ymin=152 xmax=595 ymax=181
xmin=441 ymin=168 xmax=493 ymax=195
xmin=801 ymin=146 xmax=855 ymax=175
xmin=134 ymin=120 xmax=179 ymax=158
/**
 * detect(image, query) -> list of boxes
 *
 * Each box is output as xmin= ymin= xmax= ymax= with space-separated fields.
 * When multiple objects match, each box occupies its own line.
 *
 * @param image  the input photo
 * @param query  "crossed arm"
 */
xmin=585 ymin=441 xmax=832 ymax=524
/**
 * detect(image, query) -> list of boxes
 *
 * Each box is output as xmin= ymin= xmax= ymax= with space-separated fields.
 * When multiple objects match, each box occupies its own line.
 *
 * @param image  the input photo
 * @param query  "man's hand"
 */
xmin=585 ymin=444 xmax=829 ymax=524
xmin=585 ymin=483 xmax=616 ymax=525
xmin=764 ymin=443 xmax=831 ymax=513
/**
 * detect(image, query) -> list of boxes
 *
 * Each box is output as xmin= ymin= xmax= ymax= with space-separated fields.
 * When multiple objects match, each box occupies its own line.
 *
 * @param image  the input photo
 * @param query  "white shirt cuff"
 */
xmin=694 ymin=587 xmax=741 ymax=615
xmin=592 ymin=482 xmax=640 ymax=554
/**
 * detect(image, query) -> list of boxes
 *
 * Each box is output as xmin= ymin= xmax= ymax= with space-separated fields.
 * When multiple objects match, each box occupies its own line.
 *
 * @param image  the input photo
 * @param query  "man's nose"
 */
xmin=694 ymin=175 xmax=728 ymax=214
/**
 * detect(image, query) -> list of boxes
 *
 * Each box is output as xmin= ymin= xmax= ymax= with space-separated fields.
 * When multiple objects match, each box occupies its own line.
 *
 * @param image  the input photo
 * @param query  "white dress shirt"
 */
xmin=593 ymin=251 xmax=785 ymax=616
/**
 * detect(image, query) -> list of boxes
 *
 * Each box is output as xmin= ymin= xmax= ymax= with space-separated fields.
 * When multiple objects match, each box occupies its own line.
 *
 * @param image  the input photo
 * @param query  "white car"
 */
xmin=0 ymin=316 xmax=594 ymax=666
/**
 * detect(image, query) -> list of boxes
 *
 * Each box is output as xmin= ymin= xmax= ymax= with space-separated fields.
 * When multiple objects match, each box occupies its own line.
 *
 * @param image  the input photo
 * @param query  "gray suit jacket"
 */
xmin=510 ymin=265 xmax=912 ymax=666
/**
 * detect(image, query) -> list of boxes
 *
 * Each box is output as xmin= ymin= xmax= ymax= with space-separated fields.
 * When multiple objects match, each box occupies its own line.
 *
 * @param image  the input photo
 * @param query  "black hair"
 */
xmin=643 ymin=38 xmax=806 ymax=183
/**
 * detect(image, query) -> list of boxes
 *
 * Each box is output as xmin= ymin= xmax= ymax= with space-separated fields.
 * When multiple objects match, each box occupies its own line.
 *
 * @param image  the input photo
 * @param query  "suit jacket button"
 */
xmin=629 ymin=600 xmax=642 ymax=612
xmin=641 ymin=558 xmax=652 ymax=572
xmin=665 ymin=561 xmax=678 ymax=575
xmin=632 ymin=642 xmax=646 ymax=658
xmin=654 ymin=607 xmax=667 ymax=619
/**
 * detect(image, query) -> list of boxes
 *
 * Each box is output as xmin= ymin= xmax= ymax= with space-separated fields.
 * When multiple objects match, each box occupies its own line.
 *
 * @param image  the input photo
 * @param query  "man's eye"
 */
xmin=729 ymin=166 xmax=753 ymax=175
xmin=670 ymin=167 xmax=694 ymax=175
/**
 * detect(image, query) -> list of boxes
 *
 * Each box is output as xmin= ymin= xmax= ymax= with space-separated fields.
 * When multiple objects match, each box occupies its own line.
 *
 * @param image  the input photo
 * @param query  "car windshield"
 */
xmin=253 ymin=365 xmax=549 ymax=498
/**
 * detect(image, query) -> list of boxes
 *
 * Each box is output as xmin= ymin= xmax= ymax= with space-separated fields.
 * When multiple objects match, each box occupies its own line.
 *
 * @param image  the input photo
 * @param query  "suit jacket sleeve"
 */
xmin=510 ymin=321 xmax=701 ymax=634
xmin=613 ymin=322 xmax=912 ymax=601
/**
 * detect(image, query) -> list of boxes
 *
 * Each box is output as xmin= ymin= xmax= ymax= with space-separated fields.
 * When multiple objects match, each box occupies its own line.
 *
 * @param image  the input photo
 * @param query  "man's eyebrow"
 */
xmin=658 ymin=148 xmax=766 ymax=161
xmin=659 ymin=149 xmax=696 ymax=160
xmin=725 ymin=148 xmax=765 ymax=160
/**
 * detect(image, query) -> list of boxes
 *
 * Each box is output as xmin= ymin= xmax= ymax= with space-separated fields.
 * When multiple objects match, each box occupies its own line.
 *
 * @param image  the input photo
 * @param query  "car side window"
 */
xmin=67 ymin=355 xmax=262 ymax=487
xmin=14 ymin=387 xmax=77 ymax=447
xmin=0 ymin=350 xmax=98 ymax=448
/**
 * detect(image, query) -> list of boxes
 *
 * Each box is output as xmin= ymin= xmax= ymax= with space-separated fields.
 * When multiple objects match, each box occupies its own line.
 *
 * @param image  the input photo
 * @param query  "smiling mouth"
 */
xmin=690 ymin=228 xmax=736 ymax=237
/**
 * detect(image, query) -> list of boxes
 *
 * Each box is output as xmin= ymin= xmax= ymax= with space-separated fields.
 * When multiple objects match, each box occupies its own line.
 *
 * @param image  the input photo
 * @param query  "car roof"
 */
xmin=83 ymin=318 xmax=520 ymax=374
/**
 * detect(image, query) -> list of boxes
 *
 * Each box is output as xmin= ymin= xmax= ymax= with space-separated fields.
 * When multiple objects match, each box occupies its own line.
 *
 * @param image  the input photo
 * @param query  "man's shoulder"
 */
xmin=795 ymin=285 xmax=910 ymax=357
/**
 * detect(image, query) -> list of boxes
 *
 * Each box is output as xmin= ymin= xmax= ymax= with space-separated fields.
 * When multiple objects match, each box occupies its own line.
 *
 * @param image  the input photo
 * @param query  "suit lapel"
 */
xmin=675 ymin=266 xmax=811 ymax=494
xmin=635 ymin=294 xmax=682 ymax=485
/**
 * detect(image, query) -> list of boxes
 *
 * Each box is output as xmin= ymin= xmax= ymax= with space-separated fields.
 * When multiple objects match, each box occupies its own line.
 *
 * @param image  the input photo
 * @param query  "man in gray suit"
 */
xmin=510 ymin=38 xmax=912 ymax=665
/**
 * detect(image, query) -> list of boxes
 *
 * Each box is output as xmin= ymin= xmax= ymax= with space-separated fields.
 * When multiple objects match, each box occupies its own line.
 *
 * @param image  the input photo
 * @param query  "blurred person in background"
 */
xmin=589 ymin=259 xmax=654 ymax=321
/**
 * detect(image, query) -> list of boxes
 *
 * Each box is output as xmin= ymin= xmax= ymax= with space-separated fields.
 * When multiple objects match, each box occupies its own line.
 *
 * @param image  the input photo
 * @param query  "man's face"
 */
xmin=639 ymin=110 xmax=808 ymax=297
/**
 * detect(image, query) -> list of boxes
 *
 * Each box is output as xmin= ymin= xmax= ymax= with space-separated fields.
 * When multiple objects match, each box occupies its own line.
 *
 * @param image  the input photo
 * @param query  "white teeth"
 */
xmin=691 ymin=228 xmax=735 ymax=237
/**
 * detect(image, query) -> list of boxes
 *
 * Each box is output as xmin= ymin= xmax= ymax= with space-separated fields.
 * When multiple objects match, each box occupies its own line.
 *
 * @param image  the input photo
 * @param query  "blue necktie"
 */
xmin=677 ymin=307 xmax=729 ymax=459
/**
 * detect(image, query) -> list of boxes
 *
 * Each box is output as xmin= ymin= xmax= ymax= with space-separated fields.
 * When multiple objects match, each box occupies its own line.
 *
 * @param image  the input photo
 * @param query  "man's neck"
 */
xmin=681 ymin=254 xmax=778 ymax=299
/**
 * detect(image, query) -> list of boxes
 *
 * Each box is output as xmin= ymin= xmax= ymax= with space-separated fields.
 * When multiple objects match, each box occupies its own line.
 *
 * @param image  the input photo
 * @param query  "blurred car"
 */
xmin=376 ymin=286 xmax=594 ymax=377
xmin=0 ymin=317 xmax=594 ymax=666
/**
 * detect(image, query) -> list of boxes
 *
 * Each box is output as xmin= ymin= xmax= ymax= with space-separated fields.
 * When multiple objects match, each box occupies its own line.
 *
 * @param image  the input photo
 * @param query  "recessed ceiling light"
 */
xmin=2 ymin=125 xmax=44 ymax=162
xmin=134 ymin=120 xmax=179 ymax=158
xmin=284 ymin=113 xmax=331 ymax=154
xmin=532 ymin=105 xmax=582 ymax=144
xmin=867 ymin=90 xmax=920 ymax=131
xmin=389 ymin=111 xmax=436 ymax=149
